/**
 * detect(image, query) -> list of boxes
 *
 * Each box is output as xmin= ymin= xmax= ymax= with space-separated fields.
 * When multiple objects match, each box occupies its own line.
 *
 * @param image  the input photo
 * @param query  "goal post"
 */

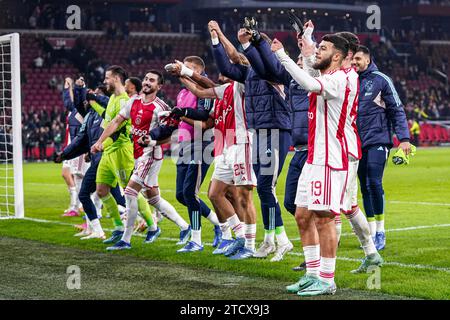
xmin=0 ymin=33 xmax=24 ymax=219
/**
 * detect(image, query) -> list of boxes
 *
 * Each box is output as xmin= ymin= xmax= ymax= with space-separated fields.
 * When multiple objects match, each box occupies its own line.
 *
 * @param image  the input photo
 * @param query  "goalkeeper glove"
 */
xmin=392 ymin=144 xmax=417 ymax=165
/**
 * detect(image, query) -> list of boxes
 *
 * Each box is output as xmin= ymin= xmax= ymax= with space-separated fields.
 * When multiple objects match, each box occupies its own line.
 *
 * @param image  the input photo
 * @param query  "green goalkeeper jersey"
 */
xmin=101 ymin=92 xmax=132 ymax=154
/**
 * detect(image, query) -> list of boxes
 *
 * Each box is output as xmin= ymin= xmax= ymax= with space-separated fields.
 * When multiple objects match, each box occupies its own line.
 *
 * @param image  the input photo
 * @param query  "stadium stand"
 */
xmin=1 ymin=0 xmax=449 ymax=159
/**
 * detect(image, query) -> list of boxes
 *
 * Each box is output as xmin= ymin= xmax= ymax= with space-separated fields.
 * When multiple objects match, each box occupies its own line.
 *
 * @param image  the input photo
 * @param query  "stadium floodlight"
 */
xmin=0 ymin=33 xmax=24 ymax=219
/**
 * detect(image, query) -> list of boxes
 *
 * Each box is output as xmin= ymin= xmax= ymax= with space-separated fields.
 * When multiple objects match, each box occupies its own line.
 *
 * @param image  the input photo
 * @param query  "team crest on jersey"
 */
xmin=136 ymin=117 xmax=141 ymax=125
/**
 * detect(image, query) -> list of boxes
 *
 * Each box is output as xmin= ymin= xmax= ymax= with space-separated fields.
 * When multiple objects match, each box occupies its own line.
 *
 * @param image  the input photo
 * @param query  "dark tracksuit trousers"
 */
xmin=252 ymin=129 xmax=291 ymax=231
xmin=357 ymin=144 xmax=390 ymax=219
xmin=175 ymin=141 xmax=212 ymax=231
xmin=79 ymin=153 xmax=126 ymax=222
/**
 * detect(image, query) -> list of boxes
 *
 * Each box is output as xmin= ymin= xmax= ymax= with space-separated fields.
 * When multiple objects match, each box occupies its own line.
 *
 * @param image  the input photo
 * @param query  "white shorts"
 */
xmin=295 ymin=163 xmax=347 ymax=214
xmin=212 ymin=143 xmax=256 ymax=186
xmin=341 ymin=158 xmax=359 ymax=213
xmin=62 ymin=155 xmax=90 ymax=176
xmin=130 ymin=156 xmax=162 ymax=189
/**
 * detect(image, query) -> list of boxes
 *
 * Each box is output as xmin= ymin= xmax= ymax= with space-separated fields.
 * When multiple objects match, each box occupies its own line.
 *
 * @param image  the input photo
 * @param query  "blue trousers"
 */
xmin=79 ymin=157 xmax=125 ymax=221
xmin=253 ymin=129 xmax=292 ymax=230
xmin=284 ymin=150 xmax=308 ymax=216
xmin=357 ymin=145 xmax=389 ymax=218
xmin=176 ymin=161 xmax=212 ymax=231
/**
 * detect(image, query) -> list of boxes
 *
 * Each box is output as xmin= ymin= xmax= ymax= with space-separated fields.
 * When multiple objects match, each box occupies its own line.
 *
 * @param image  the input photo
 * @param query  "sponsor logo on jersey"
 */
xmin=131 ymin=126 xmax=148 ymax=137
xmin=214 ymin=104 xmax=233 ymax=126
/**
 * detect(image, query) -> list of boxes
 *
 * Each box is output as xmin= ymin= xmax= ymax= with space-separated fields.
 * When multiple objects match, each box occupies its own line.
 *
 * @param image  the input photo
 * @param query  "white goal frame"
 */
xmin=0 ymin=33 xmax=24 ymax=219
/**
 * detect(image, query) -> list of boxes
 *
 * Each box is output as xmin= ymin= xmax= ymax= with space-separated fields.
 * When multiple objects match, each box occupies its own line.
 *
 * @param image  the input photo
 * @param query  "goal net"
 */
xmin=0 ymin=33 xmax=24 ymax=218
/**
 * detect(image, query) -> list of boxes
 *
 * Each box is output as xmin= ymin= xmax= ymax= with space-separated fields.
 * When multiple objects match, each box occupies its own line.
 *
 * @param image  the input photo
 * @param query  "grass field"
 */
xmin=0 ymin=147 xmax=449 ymax=300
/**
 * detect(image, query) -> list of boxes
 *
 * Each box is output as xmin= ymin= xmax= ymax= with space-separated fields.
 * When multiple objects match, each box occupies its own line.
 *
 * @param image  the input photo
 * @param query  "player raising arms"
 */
xmin=294 ymin=22 xmax=384 ymax=273
xmin=88 ymin=65 xmax=157 ymax=243
xmin=92 ymin=70 xmax=189 ymax=250
xmin=174 ymin=62 xmax=258 ymax=259
xmin=272 ymin=35 xmax=350 ymax=296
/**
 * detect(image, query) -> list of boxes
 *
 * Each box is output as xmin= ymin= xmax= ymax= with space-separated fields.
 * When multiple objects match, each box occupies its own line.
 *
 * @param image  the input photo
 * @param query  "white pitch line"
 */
xmin=387 ymin=200 xmax=450 ymax=207
xmin=4 ymin=217 xmax=448 ymax=274
xmin=287 ymin=252 xmax=450 ymax=273
xmin=25 ymin=183 xmax=450 ymax=206
xmin=290 ymin=223 xmax=450 ymax=240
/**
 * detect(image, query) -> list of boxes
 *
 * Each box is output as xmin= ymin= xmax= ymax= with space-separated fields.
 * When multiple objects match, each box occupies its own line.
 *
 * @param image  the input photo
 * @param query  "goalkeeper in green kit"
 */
xmin=85 ymin=65 xmax=157 ymax=244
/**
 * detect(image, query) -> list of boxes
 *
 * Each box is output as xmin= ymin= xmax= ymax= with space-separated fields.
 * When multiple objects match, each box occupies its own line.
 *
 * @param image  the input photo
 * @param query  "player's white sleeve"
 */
xmin=213 ymin=83 xmax=231 ymax=100
xmin=119 ymin=98 xmax=133 ymax=119
xmin=275 ymin=49 xmax=322 ymax=93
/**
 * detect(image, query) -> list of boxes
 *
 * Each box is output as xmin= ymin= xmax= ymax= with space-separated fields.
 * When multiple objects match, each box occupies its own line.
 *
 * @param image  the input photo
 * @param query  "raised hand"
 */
xmin=238 ymin=28 xmax=252 ymax=44
xmin=271 ymin=38 xmax=284 ymax=52
xmin=301 ymin=38 xmax=315 ymax=58
xmin=208 ymin=20 xmax=222 ymax=35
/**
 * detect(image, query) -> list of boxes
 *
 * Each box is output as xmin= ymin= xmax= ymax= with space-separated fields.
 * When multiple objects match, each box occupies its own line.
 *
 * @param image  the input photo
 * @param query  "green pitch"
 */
xmin=0 ymin=147 xmax=449 ymax=300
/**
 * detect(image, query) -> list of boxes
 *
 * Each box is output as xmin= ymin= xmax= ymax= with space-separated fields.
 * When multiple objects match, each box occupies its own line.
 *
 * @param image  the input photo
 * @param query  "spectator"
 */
xmin=409 ymin=118 xmax=421 ymax=146
xmin=48 ymin=75 xmax=57 ymax=90
xmin=33 ymin=54 xmax=44 ymax=68
xmin=37 ymin=127 xmax=49 ymax=162
xmin=29 ymin=14 xmax=37 ymax=29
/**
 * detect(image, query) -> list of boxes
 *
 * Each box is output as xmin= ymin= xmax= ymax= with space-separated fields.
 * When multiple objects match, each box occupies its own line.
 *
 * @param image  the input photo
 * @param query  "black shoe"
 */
xmin=292 ymin=261 xmax=306 ymax=271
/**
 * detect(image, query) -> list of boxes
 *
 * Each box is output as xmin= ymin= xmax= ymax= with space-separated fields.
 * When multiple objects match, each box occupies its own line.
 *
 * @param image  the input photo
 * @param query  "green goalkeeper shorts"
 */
xmin=96 ymin=145 xmax=134 ymax=188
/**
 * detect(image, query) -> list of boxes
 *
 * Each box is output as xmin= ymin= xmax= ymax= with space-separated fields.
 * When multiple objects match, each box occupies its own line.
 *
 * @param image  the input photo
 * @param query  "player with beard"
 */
xmin=92 ymin=70 xmax=189 ymax=249
xmin=294 ymin=24 xmax=384 ymax=273
xmin=272 ymin=34 xmax=350 ymax=296
xmin=86 ymin=65 xmax=157 ymax=244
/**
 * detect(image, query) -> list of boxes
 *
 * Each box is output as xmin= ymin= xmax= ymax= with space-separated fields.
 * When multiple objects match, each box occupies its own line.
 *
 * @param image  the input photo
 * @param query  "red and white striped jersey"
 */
xmin=212 ymin=81 xmax=248 ymax=156
xmin=342 ymin=67 xmax=361 ymax=160
xmin=307 ymin=69 xmax=351 ymax=170
xmin=119 ymin=96 xmax=170 ymax=159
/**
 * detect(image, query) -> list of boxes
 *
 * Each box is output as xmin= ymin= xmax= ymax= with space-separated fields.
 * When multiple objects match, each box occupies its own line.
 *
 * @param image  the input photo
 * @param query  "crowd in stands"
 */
xmin=127 ymin=42 xmax=173 ymax=66
xmin=6 ymin=0 xmax=449 ymax=160
xmin=22 ymin=108 xmax=66 ymax=162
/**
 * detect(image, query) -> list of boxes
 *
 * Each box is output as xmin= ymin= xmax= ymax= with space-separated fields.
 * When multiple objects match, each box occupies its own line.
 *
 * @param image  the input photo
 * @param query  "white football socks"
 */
xmin=346 ymin=208 xmax=377 ymax=256
xmin=227 ymin=214 xmax=245 ymax=239
xmin=264 ymin=230 xmax=275 ymax=245
xmin=376 ymin=219 xmax=385 ymax=232
xmin=369 ymin=221 xmax=377 ymax=238
xmin=245 ymin=223 xmax=256 ymax=251
xmin=148 ymin=195 xmax=189 ymax=231
xmin=220 ymin=222 xmax=232 ymax=240
xmin=191 ymin=229 xmax=202 ymax=245
xmin=123 ymin=188 xmax=139 ymax=244
xmin=206 ymin=211 xmax=220 ymax=226
xmin=319 ymin=257 xmax=336 ymax=284
xmin=303 ymin=245 xmax=320 ymax=277
xmin=68 ymin=186 xmax=78 ymax=211
xmin=90 ymin=217 xmax=104 ymax=234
